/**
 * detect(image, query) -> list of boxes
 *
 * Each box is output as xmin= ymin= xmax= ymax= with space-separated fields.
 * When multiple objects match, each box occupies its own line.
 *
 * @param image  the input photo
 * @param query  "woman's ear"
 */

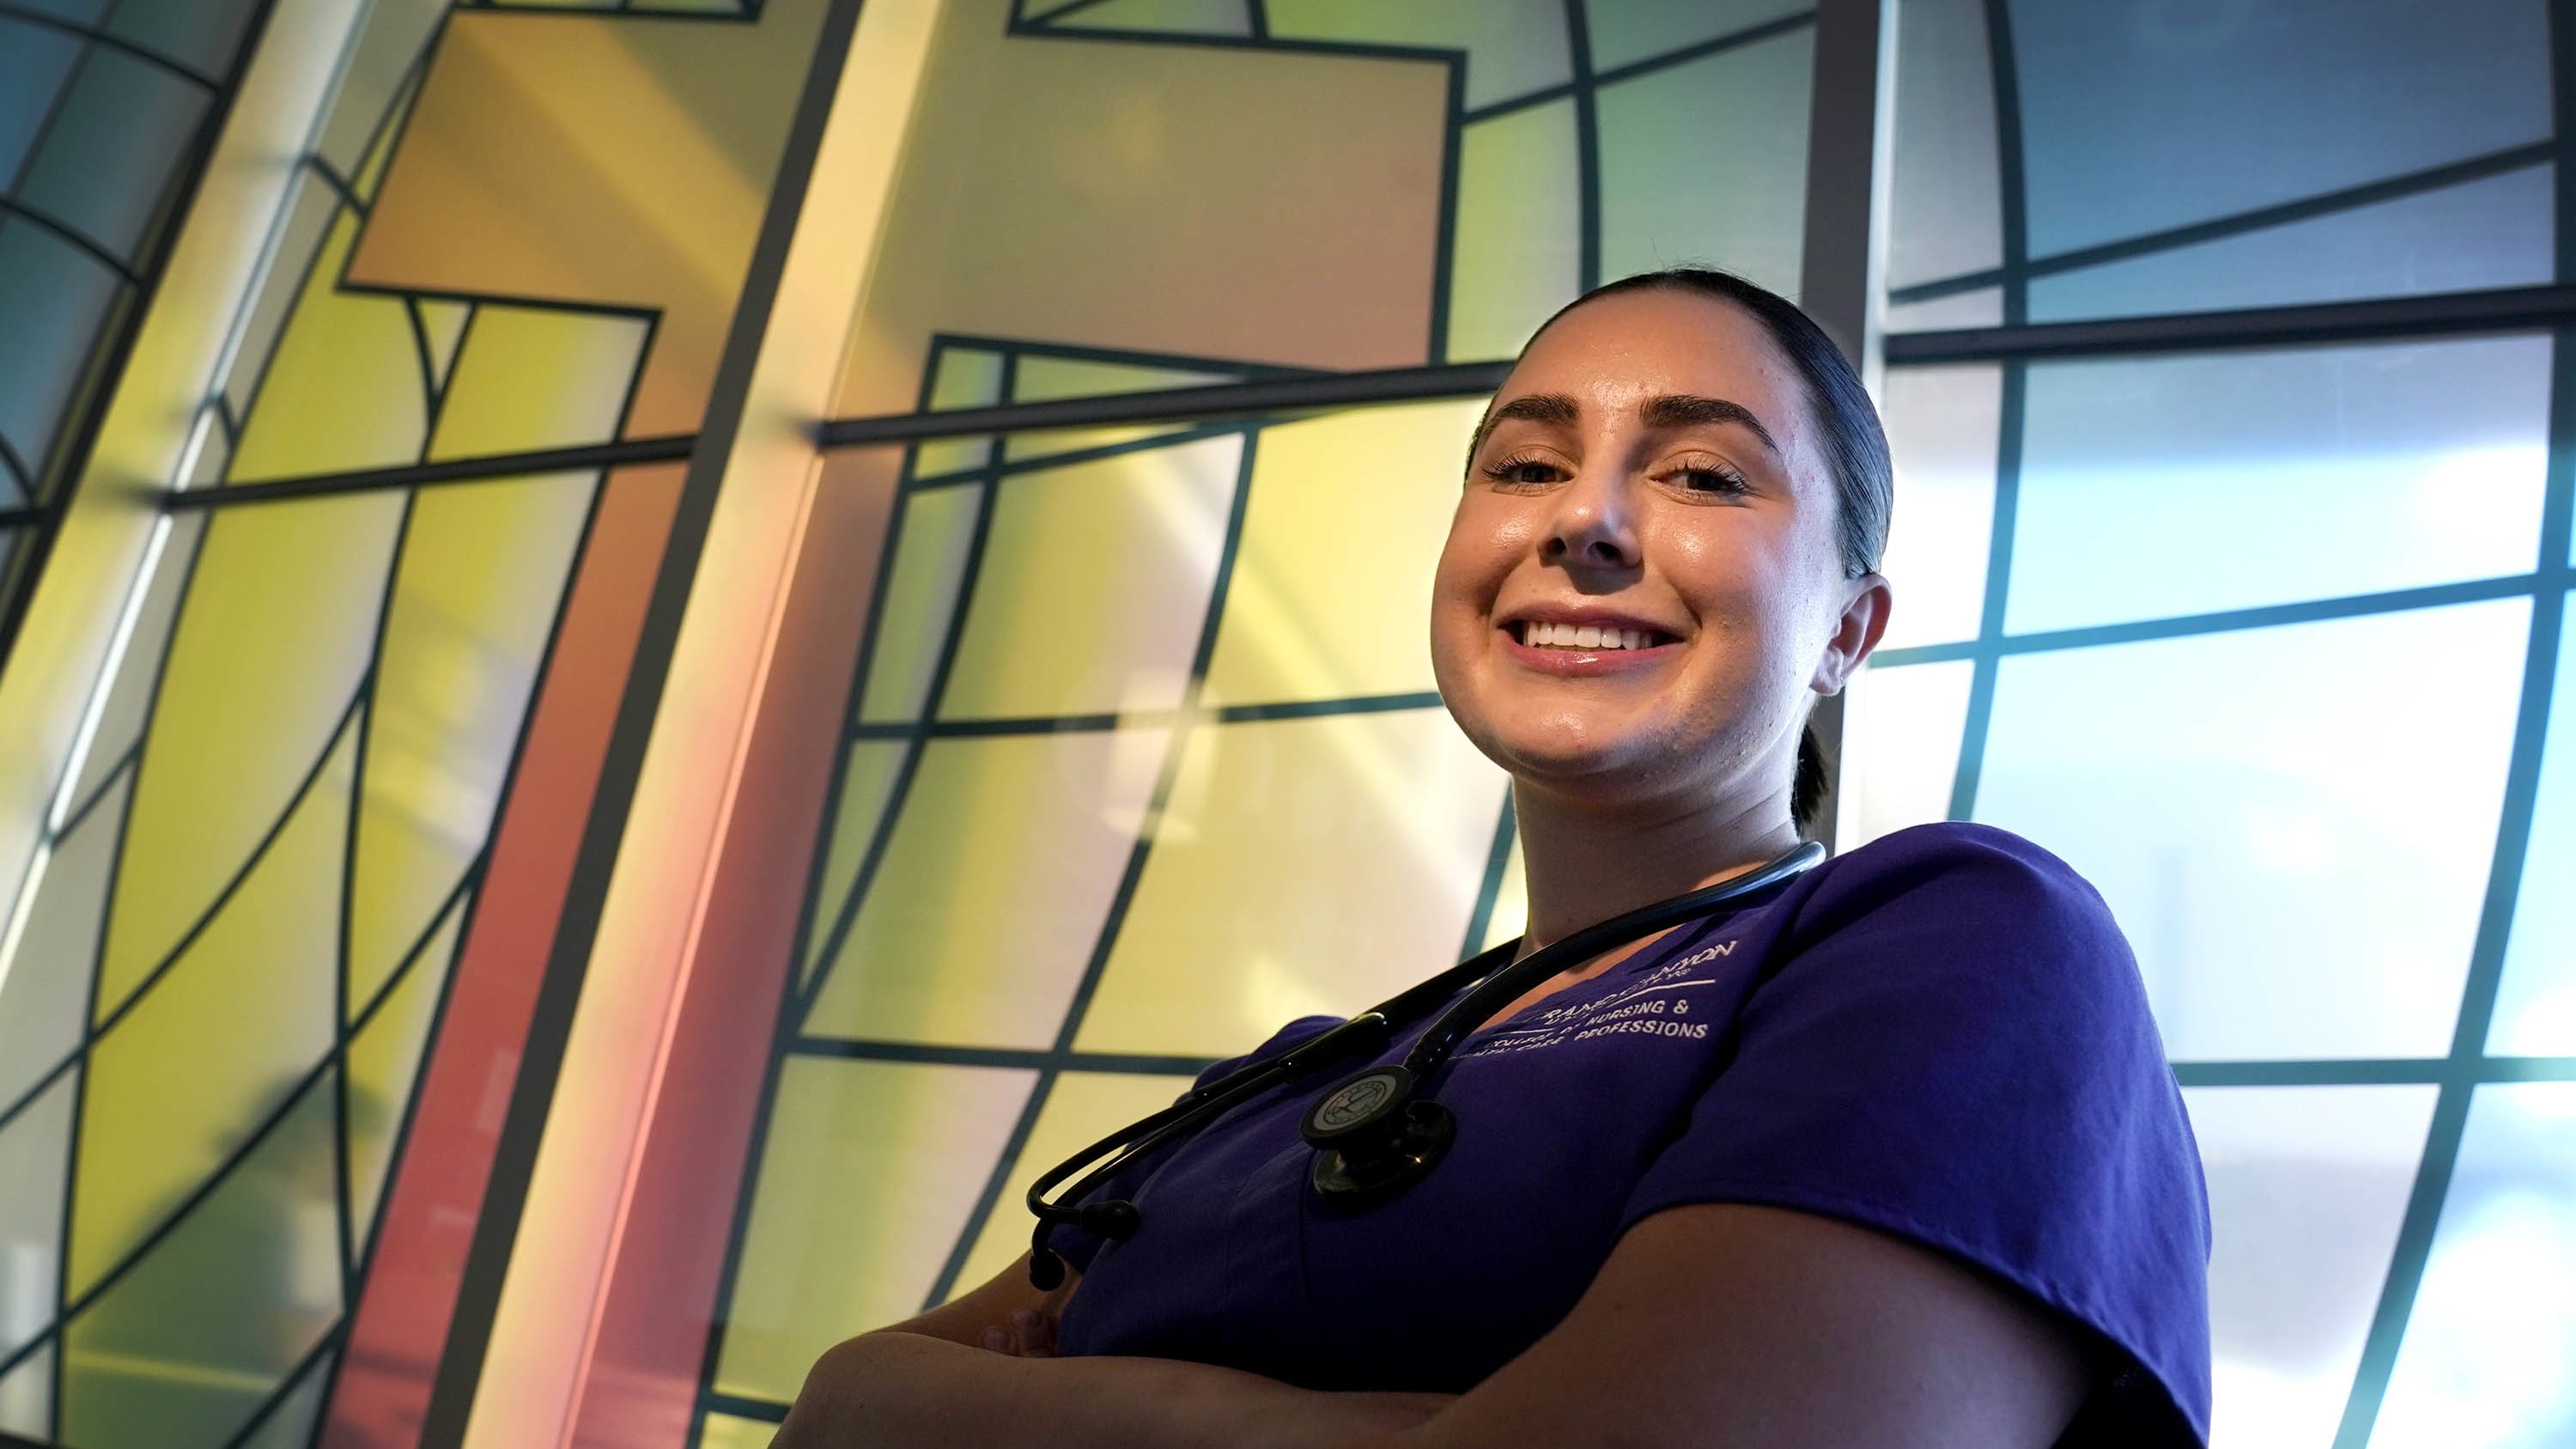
xmin=1811 ymin=573 xmax=1892 ymax=696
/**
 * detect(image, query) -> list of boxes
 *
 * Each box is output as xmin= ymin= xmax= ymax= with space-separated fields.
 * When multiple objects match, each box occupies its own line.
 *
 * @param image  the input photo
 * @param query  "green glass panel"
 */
xmin=1596 ymin=27 xmax=1812 ymax=299
xmin=0 ymin=18 xmax=81 ymax=185
xmin=939 ymin=433 xmax=1236 ymax=720
xmin=1054 ymin=0 xmax=1248 ymax=36
xmin=799 ymin=741 xmax=912 ymax=987
xmin=0 ymin=1342 xmax=49 ymax=1440
xmin=235 ymin=1348 xmax=334 ymax=1449
xmin=15 ymin=48 xmax=207 ymax=262
xmin=1444 ymin=99 xmax=1580 ymax=362
xmin=916 ymin=347 xmax=1005 ymax=478
xmin=60 ymin=1071 xmax=339 ymax=1449
xmin=700 ymin=1409 xmax=782 ymax=1449
xmin=1267 ymin=0 xmax=1570 ymax=110
xmin=1583 ymin=0 xmax=1809 ymax=74
xmin=105 ymin=0 xmax=263 ymax=74
xmin=856 ymin=484 xmax=986 ymax=725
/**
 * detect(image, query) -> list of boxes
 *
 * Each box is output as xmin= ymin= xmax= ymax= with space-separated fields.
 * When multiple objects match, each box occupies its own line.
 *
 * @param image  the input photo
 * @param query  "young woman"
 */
xmin=773 ymin=269 xmax=2212 ymax=1448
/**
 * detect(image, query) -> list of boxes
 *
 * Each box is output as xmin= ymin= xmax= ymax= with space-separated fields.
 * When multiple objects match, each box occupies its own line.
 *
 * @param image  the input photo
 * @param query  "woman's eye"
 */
xmin=1483 ymin=457 xmax=1562 ymax=487
xmin=1671 ymin=465 xmax=1748 ymax=496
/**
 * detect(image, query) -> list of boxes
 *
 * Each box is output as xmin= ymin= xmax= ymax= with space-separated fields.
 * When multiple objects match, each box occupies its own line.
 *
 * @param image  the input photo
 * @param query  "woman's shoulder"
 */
xmin=1802 ymin=821 xmax=2119 ymax=935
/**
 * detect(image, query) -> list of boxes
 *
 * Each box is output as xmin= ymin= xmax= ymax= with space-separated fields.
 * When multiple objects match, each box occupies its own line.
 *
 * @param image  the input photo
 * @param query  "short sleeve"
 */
xmin=1050 ymin=1014 xmax=1343 ymax=1276
xmin=1620 ymin=824 xmax=2212 ymax=1445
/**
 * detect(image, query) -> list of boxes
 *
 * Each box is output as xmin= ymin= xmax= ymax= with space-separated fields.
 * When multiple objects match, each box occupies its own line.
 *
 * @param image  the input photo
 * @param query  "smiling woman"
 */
xmin=771 ymin=270 xmax=2214 ymax=1449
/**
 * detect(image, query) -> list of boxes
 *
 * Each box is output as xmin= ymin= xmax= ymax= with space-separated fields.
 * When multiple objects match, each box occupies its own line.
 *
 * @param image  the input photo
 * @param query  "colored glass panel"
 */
xmin=59 ymin=1071 xmax=339 ymax=1449
xmin=1874 ymin=363 xmax=1998 ymax=650
xmin=802 ymin=728 xmax=1170 ymax=1048
xmin=0 ymin=1072 xmax=75 ymax=1363
xmin=1052 ymin=0 xmax=1249 ymax=40
xmin=104 ymin=0 xmax=264 ymax=73
xmin=0 ymin=770 xmax=122 ymax=1113
xmin=14 ymin=46 xmax=207 ymax=264
xmin=215 ymin=173 xmax=340 ymax=424
xmin=0 ymin=1343 xmax=49 ymax=1441
xmin=799 ymin=741 xmax=911 ymax=986
xmin=1596 ymin=26 xmax=1814 ymax=300
xmin=2488 ymin=593 xmax=2576 ymax=1055
xmin=236 ymin=1349 xmax=335 ymax=1449
xmin=348 ymin=470 xmax=597 ymax=1007
xmin=1884 ymin=287 xmax=2005 ymax=332
xmin=945 ymin=1069 xmax=1200 ymax=1300
xmin=999 ymin=355 xmax=1243 ymax=466
xmin=2012 ymin=0 xmax=2550 ymax=259
xmin=1445 ymin=99 xmax=1581 ymax=362
xmin=95 ymin=491 xmax=404 ymax=1013
xmin=1200 ymin=400 xmax=1482 ymax=706
xmin=1077 ymin=709 xmax=1506 ymax=1056
xmin=0 ymin=221 xmax=123 ymax=481
xmin=1584 ymin=0 xmax=1811 ymax=74
xmin=2007 ymin=338 xmax=2550 ymax=635
xmin=1976 ymin=600 xmax=2529 ymax=1062
xmin=344 ymin=893 xmax=468 ymax=1260
xmin=939 ymin=433 xmax=1237 ymax=720
xmin=0 ymin=19 xmax=81 ymax=186
xmin=68 ymin=511 xmax=205 ymax=810
xmin=713 ymin=1059 xmax=1036 ymax=1403
xmin=699 ymin=1410 xmax=782 ymax=1449
xmin=2029 ymin=167 xmax=2555 ymax=324
xmin=2184 ymin=1085 xmax=2435 ymax=1449
xmin=424 ymin=306 xmax=648 ymax=459
xmin=70 ymin=716 xmax=351 ymax=1300
xmin=1883 ymin=0 xmax=2000 ymax=294
xmin=1840 ymin=660 xmax=1973 ymax=846
xmin=856 ymin=484 xmax=985 ymax=725
xmin=2371 ymin=1082 xmax=2576 ymax=1447
xmin=1263 ymin=0 xmax=1569 ymax=111
xmin=222 ymin=213 xmax=428 ymax=484
xmin=917 ymin=347 xmax=1005 ymax=479
xmin=1479 ymin=822 xmax=1528 ymax=953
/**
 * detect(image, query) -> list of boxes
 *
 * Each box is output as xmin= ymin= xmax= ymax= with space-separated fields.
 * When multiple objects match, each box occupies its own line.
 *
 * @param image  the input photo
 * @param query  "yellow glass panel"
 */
xmin=916 ymin=348 xmax=1005 ymax=479
xmin=346 ymin=890 xmax=467 ymax=1251
xmin=223 ymin=213 xmax=426 ymax=484
xmin=61 ymin=1070 xmax=338 ymax=1449
xmin=1199 ymin=401 xmax=1482 ymax=706
xmin=99 ymin=492 xmax=404 ymax=1017
xmin=1057 ymin=0 xmax=1249 ymax=37
xmin=947 ymin=1069 xmax=1197 ymax=1301
xmin=1843 ymin=661 xmax=1975 ymax=847
xmin=0 ymin=770 xmax=124 ymax=1110
xmin=71 ymin=715 xmax=349 ymax=1300
xmin=1012 ymin=355 xmax=1237 ymax=404
xmin=1445 ymin=99 xmax=1580 ymax=362
xmin=413 ymin=298 xmax=472 ymax=393
xmin=803 ymin=728 xmax=1170 ymax=1048
xmin=699 ymin=1410 xmax=781 ymax=1449
xmin=1000 ymin=423 xmax=1197 ymax=465
xmin=713 ymin=1058 xmax=1036 ymax=1403
xmin=428 ymin=305 xmax=648 ymax=459
xmin=1480 ymin=823 xmax=1528 ymax=953
xmin=856 ymin=484 xmax=984 ymax=725
xmin=70 ymin=509 xmax=204 ymax=808
xmin=1078 ymin=710 xmax=1505 ymax=1056
xmin=349 ymin=471 xmax=595 ymax=1008
xmin=800 ymin=741 xmax=912 ymax=987
xmin=940 ymin=434 xmax=1238 ymax=720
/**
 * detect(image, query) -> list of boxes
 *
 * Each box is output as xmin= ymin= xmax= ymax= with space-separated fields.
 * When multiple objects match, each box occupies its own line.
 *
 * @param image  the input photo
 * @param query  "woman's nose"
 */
xmin=1540 ymin=466 xmax=1640 ymax=571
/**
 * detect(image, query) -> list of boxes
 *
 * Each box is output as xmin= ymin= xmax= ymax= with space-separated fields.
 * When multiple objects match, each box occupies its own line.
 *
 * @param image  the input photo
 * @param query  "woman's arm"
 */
xmin=776 ymin=1207 xmax=2085 ymax=1449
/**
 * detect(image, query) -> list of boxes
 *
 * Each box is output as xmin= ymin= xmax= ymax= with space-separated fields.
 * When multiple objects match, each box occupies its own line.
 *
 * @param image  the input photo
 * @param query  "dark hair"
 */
xmin=1498 ymin=266 xmax=1894 ymax=837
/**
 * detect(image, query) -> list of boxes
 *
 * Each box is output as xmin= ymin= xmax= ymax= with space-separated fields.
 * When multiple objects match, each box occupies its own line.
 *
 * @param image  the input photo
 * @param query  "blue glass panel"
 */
xmin=2029 ymin=167 xmax=2554 ymax=323
xmin=4 ymin=0 xmax=110 ymax=20
xmin=1886 ymin=0 xmax=2001 ymax=292
xmin=0 ymin=220 xmax=124 ymax=477
xmin=2008 ymin=338 xmax=2551 ymax=635
xmin=15 ymin=47 xmax=207 ymax=262
xmin=106 ymin=0 xmax=262 ymax=74
xmin=2370 ymin=1083 xmax=2576 ymax=1448
xmin=1583 ymin=0 xmax=1809 ymax=75
xmin=2009 ymin=0 xmax=2551 ymax=257
xmin=0 ymin=21 xmax=82 ymax=186
xmin=2488 ymin=593 xmax=2576 ymax=1056
xmin=1975 ymin=599 xmax=2530 ymax=1061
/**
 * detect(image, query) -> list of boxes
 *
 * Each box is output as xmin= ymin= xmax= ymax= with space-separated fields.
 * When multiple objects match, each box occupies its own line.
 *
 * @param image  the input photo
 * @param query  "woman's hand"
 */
xmin=980 ymin=1306 xmax=1057 ymax=1358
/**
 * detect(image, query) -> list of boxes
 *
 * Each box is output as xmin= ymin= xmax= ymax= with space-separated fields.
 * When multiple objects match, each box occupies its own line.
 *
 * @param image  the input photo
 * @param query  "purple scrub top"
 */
xmin=1051 ymin=822 xmax=2213 ymax=1445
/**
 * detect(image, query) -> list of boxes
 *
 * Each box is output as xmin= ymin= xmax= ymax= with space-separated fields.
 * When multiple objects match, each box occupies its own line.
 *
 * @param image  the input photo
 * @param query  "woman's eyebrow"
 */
xmin=1465 ymin=393 xmax=1582 ymax=466
xmin=1639 ymin=394 xmax=1781 ymax=456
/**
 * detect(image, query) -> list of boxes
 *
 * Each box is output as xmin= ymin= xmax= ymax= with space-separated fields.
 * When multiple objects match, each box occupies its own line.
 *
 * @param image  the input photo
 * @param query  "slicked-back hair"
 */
xmin=1479 ymin=267 xmax=1895 ymax=837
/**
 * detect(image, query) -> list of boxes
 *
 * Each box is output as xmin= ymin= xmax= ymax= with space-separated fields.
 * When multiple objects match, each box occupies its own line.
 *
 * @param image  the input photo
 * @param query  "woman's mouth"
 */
xmin=1500 ymin=618 xmax=1683 ymax=675
xmin=1515 ymin=620 xmax=1676 ymax=651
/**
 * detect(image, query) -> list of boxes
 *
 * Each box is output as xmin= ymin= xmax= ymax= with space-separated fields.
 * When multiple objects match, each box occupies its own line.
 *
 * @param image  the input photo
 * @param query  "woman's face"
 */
xmin=1431 ymin=289 xmax=1887 ymax=814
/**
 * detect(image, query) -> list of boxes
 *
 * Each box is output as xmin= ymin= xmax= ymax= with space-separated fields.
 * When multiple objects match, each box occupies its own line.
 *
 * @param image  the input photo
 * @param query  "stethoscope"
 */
xmin=1024 ymin=840 xmax=1826 ymax=1288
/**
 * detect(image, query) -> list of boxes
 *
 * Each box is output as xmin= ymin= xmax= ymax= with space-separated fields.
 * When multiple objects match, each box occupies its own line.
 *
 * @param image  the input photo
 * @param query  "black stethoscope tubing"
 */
xmin=1024 ymin=840 xmax=1827 ymax=1288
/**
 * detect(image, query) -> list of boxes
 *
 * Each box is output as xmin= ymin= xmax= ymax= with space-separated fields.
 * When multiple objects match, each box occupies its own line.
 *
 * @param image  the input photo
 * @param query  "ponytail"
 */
xmin=1792 ymin=721 xmax=1831 ymax=838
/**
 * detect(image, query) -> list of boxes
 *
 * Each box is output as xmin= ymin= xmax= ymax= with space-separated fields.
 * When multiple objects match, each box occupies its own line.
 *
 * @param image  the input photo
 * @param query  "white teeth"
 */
xmin=1621 ymin=630 xmax=1643 ymax=650
xmin=1519 ymin=621 xmax=1664 ymax=651
xmin=1575 ymin=625 xmax=1602 ymax=648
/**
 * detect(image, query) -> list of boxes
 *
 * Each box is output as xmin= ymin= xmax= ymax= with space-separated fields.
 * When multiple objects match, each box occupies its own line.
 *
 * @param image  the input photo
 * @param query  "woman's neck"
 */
xmin=1510 ymin=777 xmax=1803 ymax=954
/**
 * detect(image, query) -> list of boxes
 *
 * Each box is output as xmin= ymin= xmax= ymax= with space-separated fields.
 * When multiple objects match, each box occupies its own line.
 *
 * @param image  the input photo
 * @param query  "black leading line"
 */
xmin=1023 ymin=841 xmax=1825 ymax=1290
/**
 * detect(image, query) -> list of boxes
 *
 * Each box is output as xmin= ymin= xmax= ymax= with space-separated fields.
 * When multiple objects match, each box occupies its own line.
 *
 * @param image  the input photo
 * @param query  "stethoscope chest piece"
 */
xmin=1301 ymin=1064 xmax=1457 ymax=1204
